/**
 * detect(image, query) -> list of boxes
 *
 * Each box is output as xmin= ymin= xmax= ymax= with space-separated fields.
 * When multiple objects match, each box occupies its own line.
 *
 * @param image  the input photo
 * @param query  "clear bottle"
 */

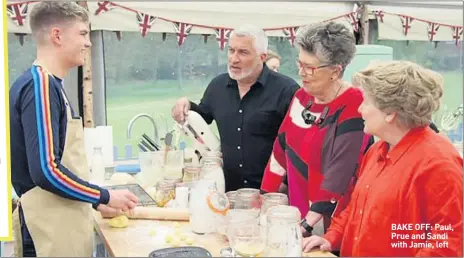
xmin=266 ymin=205 xmax=302 ymax=257
xmin=201 ymin=151 xmax=225 ymax=193
xmin=91 ymin=146 xmax=105 ymax=183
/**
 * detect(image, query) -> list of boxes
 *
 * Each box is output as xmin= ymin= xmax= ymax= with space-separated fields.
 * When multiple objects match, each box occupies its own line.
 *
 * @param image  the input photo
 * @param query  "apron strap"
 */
xmin=60 ymin=89 xmax=73 ymax=120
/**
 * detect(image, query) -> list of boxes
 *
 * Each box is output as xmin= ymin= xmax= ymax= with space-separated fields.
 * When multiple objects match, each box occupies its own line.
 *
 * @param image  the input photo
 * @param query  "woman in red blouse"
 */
xmin=303 ymin=60 xmax=463 ymax=257
xmin=260 ymin=21 xmax=372 ymax=235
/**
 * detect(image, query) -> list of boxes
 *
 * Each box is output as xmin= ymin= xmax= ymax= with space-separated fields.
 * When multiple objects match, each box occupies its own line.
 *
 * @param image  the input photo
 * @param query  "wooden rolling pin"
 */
xmin=124 ymin=207 xmax=190 ymax=221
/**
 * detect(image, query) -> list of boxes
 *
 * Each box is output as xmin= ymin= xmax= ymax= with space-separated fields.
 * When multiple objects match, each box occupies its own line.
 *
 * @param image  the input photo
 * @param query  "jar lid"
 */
xmin=206 ymin=191 xmax=230 ymax=215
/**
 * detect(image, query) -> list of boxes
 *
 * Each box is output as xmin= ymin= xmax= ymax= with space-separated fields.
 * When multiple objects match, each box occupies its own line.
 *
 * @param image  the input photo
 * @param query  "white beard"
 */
xmin=228 ymin=66 xmax=254 ymax=81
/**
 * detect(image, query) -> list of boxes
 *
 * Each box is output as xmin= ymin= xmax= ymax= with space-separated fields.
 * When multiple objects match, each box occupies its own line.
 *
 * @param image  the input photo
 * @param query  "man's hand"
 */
xmin=302 ymin=236 xmax=332 ymax=253
xmin=96 ymin=204 xmax=122 ymax=218
xmin=171 ymin=97 xmax=191 ymax=123
xmin=107 ymin=189 xmax=138 ymax=212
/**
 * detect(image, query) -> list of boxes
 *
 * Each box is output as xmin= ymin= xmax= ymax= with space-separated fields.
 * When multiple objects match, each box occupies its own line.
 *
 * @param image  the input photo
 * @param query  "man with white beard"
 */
xmin=172 ymin=24 xmax=299 ymax=191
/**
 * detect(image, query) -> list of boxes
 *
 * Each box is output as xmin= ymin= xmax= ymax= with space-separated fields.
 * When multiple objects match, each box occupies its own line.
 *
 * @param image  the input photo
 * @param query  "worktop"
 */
xmin=93 ymin=174 xmax=336 ymax=257
xmin=93 ymin=212 xmax=336 ymax=257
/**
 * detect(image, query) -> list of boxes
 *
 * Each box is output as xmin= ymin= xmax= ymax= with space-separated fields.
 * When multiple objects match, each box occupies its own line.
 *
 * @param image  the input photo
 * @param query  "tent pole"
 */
xmin=77 ymin=1 xmax=94 ymax=128
xmin=356 ymin=2 xmax=370 ymax=45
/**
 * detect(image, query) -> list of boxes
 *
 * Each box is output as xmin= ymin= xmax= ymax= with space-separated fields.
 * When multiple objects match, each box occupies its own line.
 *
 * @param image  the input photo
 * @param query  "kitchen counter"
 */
xmin=93 ymin=212 xmax=336 ymax=257
xmin=93 ymin=174 xmax=336 ymax=257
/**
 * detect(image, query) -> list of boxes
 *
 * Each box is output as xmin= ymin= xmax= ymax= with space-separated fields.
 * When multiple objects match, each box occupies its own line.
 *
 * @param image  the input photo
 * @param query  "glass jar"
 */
xmin=201 ymin=151 xmax=225 ymax=193
xmin=183 ymin=165 xmax=202 ymax=182
xmin=259 ymin=193 xmax=289 ymax=226
xmin=235 ymin=188 xmax=261 ymax=210
xmin=225 ymin=191 xmax=237 ymax=209
xmin=265 ymin=205 xmax=302 ymax=257
xmin=201 ymin=150 xmax=223 ymax=166
xmin=154 ymin=179 xmax=176 ymax=207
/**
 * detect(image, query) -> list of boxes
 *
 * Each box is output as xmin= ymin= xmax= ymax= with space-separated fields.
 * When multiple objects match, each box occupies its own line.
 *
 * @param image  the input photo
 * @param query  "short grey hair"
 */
xmin=229 ymin=24 xmax=268 ymax=54
xmin=295 ymin=21 xmax=356 ymax=77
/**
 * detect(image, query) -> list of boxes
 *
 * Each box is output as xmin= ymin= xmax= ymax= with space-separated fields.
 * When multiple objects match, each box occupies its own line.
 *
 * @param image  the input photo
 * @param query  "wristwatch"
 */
xmin=301 ymin=218 xmax=314 ymax=234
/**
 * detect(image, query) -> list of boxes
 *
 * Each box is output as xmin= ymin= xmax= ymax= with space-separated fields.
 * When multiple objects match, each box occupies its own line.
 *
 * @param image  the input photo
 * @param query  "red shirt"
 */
xmin=324 ymin=127 xmax=463 ymax=257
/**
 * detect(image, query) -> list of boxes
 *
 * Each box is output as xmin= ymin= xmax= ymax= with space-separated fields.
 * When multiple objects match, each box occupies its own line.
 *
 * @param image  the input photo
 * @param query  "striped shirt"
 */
xmin=9 ymin=65 xmax=109 ymax=205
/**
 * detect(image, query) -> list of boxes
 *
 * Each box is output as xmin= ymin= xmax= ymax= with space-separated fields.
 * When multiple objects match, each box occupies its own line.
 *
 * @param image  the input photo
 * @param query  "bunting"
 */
xmin=427 ymin=22 xmax=440 ymax=42
xmin=136 ymin=12 xmax=157 ymax=37
xmin=94 ymin=1 xmax=116 ymax=16
xmin=451 ymin=26 xmax=463 ymax=46
xmin=345 ymin=12 xmax=359 ymax=32
xmin=282 ymin=27 xmax=299 ymax=46
xmin=6 ymin=1 xmax=463 ymax=48
xmin=7 ymin=3 xmax=28 ymax=27
xmin=173 ymin=22 xmax=193 ymax=46
xmin=214 ymin=28 xmax=233 ymax=50
xmin=399 ymin=15 xmax=414 ymax=36
xmin=374 ymin=10 xmax=385 ymax=23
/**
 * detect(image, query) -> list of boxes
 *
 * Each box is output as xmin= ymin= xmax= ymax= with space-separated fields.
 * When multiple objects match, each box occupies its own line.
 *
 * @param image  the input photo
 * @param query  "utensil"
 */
xmin=142 ymin=133 xmax=160 ymax=151
xmin=140 ymin=138 xmax=156 ymax=152
xmin=138 ymin=143 xmax=148 ymax=152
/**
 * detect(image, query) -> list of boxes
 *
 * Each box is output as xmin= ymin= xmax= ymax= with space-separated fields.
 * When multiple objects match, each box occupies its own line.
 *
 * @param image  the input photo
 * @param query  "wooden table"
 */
xmin=93 ymin=173 xmax=336 ymax=257
xmin=93 ymin=213 xmax=336 ymax=257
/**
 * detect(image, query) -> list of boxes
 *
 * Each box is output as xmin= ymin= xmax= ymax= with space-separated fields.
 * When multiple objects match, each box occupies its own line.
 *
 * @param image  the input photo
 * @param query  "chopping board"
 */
xmin=93 ymin=213 xmax=336 ymax=257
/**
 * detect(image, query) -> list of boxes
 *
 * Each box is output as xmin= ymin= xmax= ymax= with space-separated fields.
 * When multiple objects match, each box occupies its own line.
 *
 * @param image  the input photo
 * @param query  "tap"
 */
xmin=127 ymin=113 xmax=159 ymax=145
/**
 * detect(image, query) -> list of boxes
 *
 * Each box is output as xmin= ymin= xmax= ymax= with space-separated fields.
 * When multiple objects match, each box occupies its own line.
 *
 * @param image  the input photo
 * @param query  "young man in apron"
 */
xmin=9 ymin=2 xmax=139 ymax=256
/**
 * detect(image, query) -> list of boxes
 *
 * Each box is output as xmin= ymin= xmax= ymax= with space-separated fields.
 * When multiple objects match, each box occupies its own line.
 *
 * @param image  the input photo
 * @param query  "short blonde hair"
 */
xmin=353 ymin=60 xmax=444 ymax=129
xmin=29 ymin=2 xmax=89 ymax=42
xmin=265 ymin=49 xmax=281 ymax=62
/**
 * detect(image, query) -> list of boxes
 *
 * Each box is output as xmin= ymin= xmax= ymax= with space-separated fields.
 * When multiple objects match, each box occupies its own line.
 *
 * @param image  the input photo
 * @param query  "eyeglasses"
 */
xmin=295 ymin=59 xmax=331 ymax=75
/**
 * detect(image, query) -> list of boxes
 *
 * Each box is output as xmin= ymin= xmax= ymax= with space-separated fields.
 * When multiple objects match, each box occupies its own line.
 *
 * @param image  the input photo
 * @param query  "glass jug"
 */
xmin=265 ymin=205 xmax=302 ymax=257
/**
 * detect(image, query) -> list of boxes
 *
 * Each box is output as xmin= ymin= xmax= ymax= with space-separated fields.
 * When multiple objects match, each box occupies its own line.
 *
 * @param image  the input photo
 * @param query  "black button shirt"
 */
xmin=190 ymin=64 xmax=299 ymax=191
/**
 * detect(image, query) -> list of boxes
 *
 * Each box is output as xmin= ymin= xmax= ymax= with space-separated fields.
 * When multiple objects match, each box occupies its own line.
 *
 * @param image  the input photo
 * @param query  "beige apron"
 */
xmin=12 ymin=66 xmax=94 ymax=257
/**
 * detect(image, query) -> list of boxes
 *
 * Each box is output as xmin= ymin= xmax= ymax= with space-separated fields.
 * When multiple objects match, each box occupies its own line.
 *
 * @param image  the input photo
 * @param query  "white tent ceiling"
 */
xmin=6 ymin=1 xmax=463 ymax=42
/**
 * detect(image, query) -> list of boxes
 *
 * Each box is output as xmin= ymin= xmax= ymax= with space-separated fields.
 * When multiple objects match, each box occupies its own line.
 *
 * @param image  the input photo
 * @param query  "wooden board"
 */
xmin=93 ymin=213 xmax=336 ymax=257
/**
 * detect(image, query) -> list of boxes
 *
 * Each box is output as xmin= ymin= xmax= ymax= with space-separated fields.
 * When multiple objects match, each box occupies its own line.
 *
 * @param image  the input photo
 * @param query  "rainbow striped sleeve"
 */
xmin=30 ymin=65 xmax=102 ymax=204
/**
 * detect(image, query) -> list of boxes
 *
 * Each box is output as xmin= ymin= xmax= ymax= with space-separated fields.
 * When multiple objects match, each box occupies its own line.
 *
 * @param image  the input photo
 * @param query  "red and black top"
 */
xmin=261 ymin=87 xmax=371 ymax=218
